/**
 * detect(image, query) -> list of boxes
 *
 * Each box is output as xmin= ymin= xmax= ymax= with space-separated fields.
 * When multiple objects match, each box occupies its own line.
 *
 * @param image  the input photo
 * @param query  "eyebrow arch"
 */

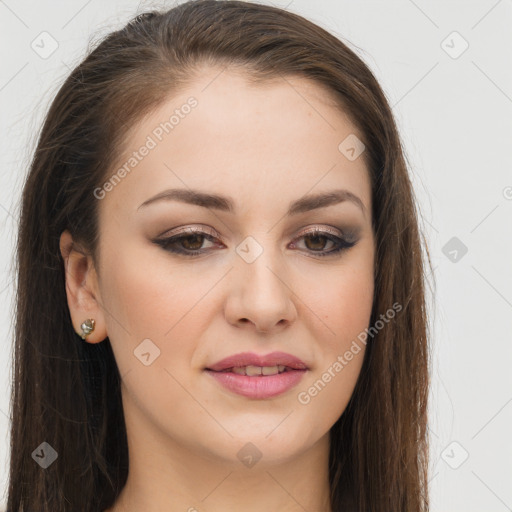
xmin=137 ymin=187 xmax=367 ymax=217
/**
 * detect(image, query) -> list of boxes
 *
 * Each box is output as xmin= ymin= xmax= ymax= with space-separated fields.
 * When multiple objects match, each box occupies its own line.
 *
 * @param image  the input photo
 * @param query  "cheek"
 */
xmin=309 ymin=261 xmax=374 ymax=350
xmin=332 ymin=274 xmax=374 ymax=341
xmin=97 ymin=248 xmax=210 ymax=420
xmin=97 ymin=246 xmax=203 ymax=374
xmin=100 ymin=244 xmax=213 ymax=338
xmin=293 ymin=260 xmax=373 ymax=426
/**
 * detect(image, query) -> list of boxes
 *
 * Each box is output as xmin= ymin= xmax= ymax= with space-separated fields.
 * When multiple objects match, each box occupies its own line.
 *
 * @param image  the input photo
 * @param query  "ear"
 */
xmin=59 ymin=229 xmax=108 ymax=344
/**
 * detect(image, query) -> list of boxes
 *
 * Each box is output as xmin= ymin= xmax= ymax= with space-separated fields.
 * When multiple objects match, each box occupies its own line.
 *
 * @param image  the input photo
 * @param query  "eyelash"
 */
xmin=152 ymin=226 xmax=357 ymax=258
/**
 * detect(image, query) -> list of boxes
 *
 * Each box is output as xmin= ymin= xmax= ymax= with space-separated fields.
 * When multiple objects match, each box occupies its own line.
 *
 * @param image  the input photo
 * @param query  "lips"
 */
xmin=204 ymin=351 xmax=308 ymax=399
xmin=205 ymin=351 xmax=308 ymax=372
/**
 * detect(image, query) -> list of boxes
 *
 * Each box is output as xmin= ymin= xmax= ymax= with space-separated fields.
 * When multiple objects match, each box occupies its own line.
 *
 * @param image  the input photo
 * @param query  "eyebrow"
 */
xmin=137 ymin=187 xmax=367 ymax=217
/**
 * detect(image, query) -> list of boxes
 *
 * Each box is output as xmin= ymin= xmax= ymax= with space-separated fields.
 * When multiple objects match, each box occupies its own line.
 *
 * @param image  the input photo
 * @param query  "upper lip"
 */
xmin=205 ymin=351 xmax=308 ymax=372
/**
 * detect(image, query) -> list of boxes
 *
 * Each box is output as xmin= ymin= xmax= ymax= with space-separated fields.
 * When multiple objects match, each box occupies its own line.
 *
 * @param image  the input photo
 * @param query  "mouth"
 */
xmin=211 ymin=364 xmax=296 ymax=376
xmin=204 ymin=352 xmax=309 ymax=399
xmin=205 ymin=351 xmax=308 ymax=372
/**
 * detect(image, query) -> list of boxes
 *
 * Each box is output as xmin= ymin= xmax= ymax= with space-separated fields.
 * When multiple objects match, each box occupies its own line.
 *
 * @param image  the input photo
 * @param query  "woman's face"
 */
xmin=85 ymin=67 xmax=374 ymax=466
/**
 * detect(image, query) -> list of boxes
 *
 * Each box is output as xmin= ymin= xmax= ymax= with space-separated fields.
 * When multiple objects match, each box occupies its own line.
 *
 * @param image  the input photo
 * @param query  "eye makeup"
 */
xmin=151 ymin=224 xmax=359 ymax=259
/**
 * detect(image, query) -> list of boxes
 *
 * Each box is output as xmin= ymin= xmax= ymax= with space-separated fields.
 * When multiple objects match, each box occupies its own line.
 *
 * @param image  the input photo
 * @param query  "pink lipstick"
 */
xmin=204 ymin=351 xmax=308 ymax=399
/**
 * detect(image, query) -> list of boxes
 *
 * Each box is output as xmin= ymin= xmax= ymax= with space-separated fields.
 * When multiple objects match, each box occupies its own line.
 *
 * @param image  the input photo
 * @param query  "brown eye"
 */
xmin=291 ymin=229 xmax=357 ymax=258
xmin=153 ymin=227 xmax=357 ymax=258
xmin=303 ymin=233 xmax=331 ymax=251
xmin=180 ymin=234 xmax=206 ymax=251
xmin=152 ymin=228 xmax=221 ymax=256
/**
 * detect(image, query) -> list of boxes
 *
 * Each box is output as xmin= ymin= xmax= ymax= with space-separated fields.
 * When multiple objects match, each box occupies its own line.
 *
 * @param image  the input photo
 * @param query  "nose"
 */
xmin=224 ymin=243 xmax=298 ymax=334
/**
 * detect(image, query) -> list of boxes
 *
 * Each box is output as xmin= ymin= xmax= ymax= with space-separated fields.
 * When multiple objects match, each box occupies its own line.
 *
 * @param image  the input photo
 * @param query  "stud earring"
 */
xmin=78 ymin=318 xmax=95 ymax=340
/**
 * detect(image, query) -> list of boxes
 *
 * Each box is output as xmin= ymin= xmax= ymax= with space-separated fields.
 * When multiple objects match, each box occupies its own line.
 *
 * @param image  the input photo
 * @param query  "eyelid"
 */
xmin=158 ymin=224 xmax=351 ymax=243
xmin=153 ymin=223 xmax=359 ymax=259
xmin=297 ymin=225 xmax=344 ymax=239
xmin=159 ymin=224 xmax=224 ymax=241
xmin=159 ymin=223 xmax=346 ymax=242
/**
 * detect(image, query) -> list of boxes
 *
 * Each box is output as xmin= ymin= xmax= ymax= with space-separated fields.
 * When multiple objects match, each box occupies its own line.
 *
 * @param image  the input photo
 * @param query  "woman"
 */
xmin=7 ymin=1 xmax=432 ymax=510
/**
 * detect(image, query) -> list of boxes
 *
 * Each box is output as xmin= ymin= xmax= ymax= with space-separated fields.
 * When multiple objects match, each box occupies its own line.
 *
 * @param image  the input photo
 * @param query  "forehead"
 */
xmin=98 ymin=67 xmax=371 ymax=220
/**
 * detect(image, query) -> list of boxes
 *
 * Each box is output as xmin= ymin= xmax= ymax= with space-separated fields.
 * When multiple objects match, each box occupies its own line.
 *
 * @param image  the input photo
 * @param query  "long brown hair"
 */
xmin=8 ymin=1 xmax=432 ymax=510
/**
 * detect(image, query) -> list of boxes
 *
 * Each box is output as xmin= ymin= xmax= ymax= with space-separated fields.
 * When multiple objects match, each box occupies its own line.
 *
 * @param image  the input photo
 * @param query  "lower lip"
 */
xmin=204 ymin=369 xmax=307 ymax=399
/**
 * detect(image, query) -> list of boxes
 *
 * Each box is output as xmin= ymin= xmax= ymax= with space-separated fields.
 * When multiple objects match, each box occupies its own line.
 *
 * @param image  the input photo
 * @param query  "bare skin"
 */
xmin=60 ymin=65 xmax=375 ymax=512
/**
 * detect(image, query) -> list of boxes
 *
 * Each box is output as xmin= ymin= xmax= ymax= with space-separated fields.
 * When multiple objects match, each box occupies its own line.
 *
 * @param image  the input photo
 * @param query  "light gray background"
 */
xmin=1 ymin=1 xmax=511 ymax=510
